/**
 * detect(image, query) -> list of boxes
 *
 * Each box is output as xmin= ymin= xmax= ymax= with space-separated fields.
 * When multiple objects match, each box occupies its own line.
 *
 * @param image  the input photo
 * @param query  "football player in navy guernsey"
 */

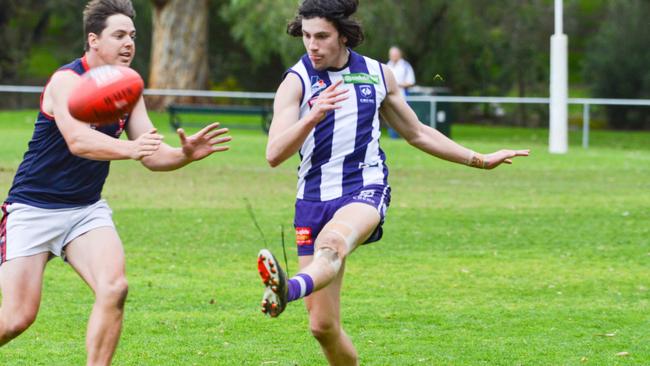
xmin=256 ymin=0 xmax=529 ymax=364
xmin=0 ymin=1 xmax=230 ymax=365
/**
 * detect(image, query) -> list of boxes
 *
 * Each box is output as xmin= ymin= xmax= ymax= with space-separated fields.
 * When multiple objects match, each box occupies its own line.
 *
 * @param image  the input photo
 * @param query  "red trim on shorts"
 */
xmin=1 ymin=203 xmax=8 ymax=264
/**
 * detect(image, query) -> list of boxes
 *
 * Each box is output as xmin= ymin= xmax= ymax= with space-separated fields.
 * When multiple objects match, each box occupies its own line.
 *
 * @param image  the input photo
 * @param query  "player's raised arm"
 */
xmin=266 ymin=75 xmax=348 ymax=167
xmin=125 ymin=98 xmax=231 ymax=172
xmin=379 ymin=64 xmax=529 ymax=169
xmin=49 ymin=70 xmax=159 ymax=161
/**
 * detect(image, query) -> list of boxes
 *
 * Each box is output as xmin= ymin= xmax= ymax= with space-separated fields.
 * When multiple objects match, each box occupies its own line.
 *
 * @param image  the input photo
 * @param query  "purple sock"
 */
xmin=286 ymin=273 xmax=314 ymax=302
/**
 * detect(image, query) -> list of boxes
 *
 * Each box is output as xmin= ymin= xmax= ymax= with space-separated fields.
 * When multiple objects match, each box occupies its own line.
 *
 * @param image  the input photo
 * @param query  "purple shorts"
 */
xmin=294 ymin=184 xmax=391 ymax=256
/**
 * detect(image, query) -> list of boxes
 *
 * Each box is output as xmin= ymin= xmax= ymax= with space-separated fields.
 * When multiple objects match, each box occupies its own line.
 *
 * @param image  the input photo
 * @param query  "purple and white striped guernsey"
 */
xmin=285 ymin=50 xmax=389 ymax=202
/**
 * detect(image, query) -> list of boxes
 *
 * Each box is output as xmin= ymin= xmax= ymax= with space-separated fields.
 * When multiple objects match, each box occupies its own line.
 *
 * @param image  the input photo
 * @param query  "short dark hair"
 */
xmin=287 ymin=0 xmax=364 ymax=48
xmin=83 ymin=0 xmax=135 ymax=51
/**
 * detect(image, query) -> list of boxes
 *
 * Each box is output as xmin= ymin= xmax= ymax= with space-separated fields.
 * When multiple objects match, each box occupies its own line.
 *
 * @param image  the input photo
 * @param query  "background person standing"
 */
xmin=386 ymin=46 xmax=415 ymax=138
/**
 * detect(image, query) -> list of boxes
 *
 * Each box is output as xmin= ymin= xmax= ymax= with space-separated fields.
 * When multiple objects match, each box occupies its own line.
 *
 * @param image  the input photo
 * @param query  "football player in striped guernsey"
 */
xmin=257 ymin=0 xmax=529 ymax=364
xmin=0 ymin=1 xmax=231 ymax=364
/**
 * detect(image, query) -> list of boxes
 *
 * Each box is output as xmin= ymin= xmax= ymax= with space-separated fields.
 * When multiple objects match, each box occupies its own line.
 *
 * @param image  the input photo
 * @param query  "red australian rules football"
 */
xmin=68 ymin=65 xmax=144 ymax=125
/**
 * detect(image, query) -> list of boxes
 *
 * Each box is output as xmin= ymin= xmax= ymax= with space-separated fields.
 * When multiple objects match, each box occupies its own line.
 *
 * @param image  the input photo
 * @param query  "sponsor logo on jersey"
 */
xmin=310 ymin=76 xmax=327 ymax=95
xmin=353 ymin=189 xmax=376 ymax=203
xmin=358 ymin=84 xmax=375 ymax=104
xmin=296 ymin=227 xmax=313 ymax=246
xmin=343 ymin=73 xmax=379 ymax=85
xmin=358 ymin=161 xmax=380 ymax=169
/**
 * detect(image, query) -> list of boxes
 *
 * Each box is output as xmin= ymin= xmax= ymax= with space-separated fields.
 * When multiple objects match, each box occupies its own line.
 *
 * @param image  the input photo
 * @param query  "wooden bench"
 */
xmin=167 ymin=104 xmax=272 ymax=133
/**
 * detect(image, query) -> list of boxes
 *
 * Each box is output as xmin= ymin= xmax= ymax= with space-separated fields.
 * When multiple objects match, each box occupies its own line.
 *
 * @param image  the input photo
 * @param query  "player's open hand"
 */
xmin=131 ymin=128 xmax=163 ymax=160
xmin=177 ymin=122 xmax=231 ymax=161
xmin=309 ymin=80 xmax=349 ymax=124
xmin=484 ymin=149 xmax=530 ymax=169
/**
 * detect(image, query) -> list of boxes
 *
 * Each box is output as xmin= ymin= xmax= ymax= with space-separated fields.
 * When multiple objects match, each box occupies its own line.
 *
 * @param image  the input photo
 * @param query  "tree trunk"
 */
xmin=148 ymin=0 xmax=209 ymax=110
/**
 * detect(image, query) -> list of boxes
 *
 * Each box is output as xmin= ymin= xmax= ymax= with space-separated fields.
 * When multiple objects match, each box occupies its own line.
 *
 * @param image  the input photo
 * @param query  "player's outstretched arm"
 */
xmin=49 ymin=71 xmax=161 ymax=161
xmin=126 ymin=99 xmax=231 ymax=172
xmin=379 ymin=65 xmax=529 ymax=169
xmin=266 ymin=74 xmax=348 ymax=167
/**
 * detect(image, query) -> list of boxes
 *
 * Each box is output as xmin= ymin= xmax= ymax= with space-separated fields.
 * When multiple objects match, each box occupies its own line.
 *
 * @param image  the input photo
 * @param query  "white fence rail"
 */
xmin=1 ymin=85 xmax=649 ymax=148
xmin=408 ymin=95 xmax=650 ymax=149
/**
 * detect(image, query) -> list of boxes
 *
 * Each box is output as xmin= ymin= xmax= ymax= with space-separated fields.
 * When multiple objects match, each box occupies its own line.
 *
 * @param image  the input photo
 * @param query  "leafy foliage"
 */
xmin=0 ymin=0 xmax=151 ymax=84
xmin=583 ymin=0 xmax=650 ymax=129
xmin=2 ymin=0 xmax=648 ymax=128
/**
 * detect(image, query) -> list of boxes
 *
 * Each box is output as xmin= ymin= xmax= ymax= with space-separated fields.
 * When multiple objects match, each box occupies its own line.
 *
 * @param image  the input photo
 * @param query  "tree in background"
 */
xmin=221 ymin=0 xmax=303 ymax=66
xmin=3 ymin=0 xmax=648 ymax=129
xmin=0 ymin=1 xmax=63 ymax=83
xmin=0 ymin=0 xmax=151 ymax=108
xmin=584 ymin=0 xmax=650 ymax=130
xmin=395 ymin=0 xmax=552 ymax=126
xmin=148 ymin=0 xmax=209 ymax=109
xmin=0 ymin=1 xmax=97 ymax=107
xmin=221 ymin=0 xmax=553 ymax=125
xmin=209 ymin=0 xmax=285 ymax=92
xmin=492 ymin=0 xmax=550 ymax=126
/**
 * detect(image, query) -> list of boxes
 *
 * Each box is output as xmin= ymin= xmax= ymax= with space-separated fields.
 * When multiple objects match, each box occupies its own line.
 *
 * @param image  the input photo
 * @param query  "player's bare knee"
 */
xmin=315 ymin=231 xmax=346 ymax=259
xmin=95 ymin=277 xmax=129 ymax=308
xmin=314 ymin=246 xmax=342 ymax=274
xmin=317 ymin=221 xmax=360 ymax=257
xmin=315 ymin=244 xmax=341 ymax=261
xmin=309 ymin=317 xmax=340 ymax=342
xmin=2 ymin=310 xmax=37 ymax=337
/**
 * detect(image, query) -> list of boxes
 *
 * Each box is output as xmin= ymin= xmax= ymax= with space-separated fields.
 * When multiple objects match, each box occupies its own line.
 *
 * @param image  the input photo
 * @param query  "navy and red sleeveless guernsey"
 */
xmin=5 ymin=57 xmax=129 ymax=209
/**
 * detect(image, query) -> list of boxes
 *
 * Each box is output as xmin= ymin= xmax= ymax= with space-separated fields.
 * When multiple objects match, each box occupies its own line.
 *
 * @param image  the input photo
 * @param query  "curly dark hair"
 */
xmin=83 ymin=0 xmax=135 ymax=51
xmin=287 ymin=0 xmax=364 ymax=48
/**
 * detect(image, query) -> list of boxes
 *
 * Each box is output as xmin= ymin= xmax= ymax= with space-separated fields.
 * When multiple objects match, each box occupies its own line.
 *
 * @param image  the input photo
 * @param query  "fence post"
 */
xmin=429 ymin=97 xmax=437 ymax=129
xmin=582 ymin=103 xmax=590 ymax=149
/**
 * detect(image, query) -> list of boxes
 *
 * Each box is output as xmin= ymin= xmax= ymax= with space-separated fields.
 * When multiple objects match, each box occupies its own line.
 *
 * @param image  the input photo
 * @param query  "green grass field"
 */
xmin=0 ymin=110 xmax=649 ymax=365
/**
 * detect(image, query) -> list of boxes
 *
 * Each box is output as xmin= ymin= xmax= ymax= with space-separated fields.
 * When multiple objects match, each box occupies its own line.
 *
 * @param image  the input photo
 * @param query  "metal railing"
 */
xmin=406 ymin=95 xmax=650 ymax=148
xmin=1 ymin=85 xmax=649 ymax=148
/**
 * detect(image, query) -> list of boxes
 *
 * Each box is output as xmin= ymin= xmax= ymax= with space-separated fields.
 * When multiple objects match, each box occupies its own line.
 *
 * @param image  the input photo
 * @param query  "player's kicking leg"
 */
xmin=65 ymin=227 xmax=128 ymax=366
xmin=257 ymin=202 xmax=380 ymax=317
xmin=257 ymin=248 xmax=289 ymax=317
xmin=0 ymin=253 xmax=50 ymax=346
